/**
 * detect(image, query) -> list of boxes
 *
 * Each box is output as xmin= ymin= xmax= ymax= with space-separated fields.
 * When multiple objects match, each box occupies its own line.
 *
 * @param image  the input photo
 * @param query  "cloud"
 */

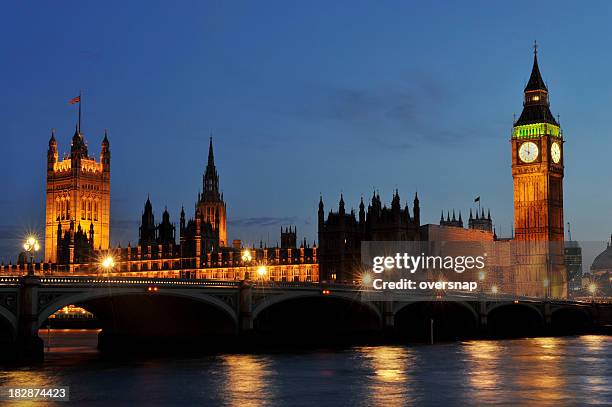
xmin=229 ymin=216 xmax=300 ymax=228
xmin=288 ymin=71 xmax=488 ymax=149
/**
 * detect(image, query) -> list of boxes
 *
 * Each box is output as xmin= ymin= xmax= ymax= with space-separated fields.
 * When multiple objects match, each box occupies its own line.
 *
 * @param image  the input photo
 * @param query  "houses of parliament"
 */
xmin=34 ymin=124 xmax=318 ymax=282
xmin=2 ymin=46 xmax=569 ymax=297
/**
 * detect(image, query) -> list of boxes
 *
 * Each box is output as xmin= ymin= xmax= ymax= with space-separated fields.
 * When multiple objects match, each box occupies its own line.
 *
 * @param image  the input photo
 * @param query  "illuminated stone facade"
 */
xmin=195 ymin=138 xmax=227 ymax=247
xmin=511 ymin=48 xmax=566 ymax=298
xmin=33 ymin=133 xmax=318 ymax=282
xmin=44 ymin=127 xmax=110 ymax=263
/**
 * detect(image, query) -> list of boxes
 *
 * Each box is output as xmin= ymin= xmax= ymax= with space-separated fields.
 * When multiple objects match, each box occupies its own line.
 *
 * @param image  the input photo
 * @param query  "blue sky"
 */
xmin=1 ymin=1 xmax=611 ymax=262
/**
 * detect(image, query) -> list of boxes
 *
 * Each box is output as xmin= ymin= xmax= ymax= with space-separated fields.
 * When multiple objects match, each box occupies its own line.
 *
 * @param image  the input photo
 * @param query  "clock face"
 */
xmin=551 ymin=142 xmax=561 ymax=163
xmin=518 ymin=141 xmax=539 ymax=163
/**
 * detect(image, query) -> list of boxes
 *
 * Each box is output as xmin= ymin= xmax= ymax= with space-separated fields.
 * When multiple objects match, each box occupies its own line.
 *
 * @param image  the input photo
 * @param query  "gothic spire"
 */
xmin=202 ymin=136 xmax=221 ymax=201
xmin=208 ymin=135 xmax=215 ymax=166
xmin=524 ymin=41 xmax=547 ymax=92
xmin=515 ymin=42 xmax=558 ymax=126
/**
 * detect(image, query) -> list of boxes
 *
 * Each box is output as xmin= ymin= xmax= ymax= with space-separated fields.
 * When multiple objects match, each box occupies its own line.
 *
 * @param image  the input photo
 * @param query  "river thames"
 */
xmin=0 ymin=330 xmax=610 ymax=406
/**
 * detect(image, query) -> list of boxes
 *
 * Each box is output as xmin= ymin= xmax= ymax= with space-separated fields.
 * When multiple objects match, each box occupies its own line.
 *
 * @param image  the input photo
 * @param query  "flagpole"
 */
xmin=78 ymin=90 xmax=82 ymax=133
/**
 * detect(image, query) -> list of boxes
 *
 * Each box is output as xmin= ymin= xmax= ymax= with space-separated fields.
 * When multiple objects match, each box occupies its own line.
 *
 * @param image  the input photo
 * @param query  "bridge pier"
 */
xmin=478 ymin=299 xmax=488 ymax=336
xmin=239 ymin=281 xmax=253 ymax=333
xmin=382 ymin=300 xmax=394 ymax=334
xmin=543 ymin=301 xmax=552 ymax=331
xmin=15 ymin=275 xmax=44 ymax=362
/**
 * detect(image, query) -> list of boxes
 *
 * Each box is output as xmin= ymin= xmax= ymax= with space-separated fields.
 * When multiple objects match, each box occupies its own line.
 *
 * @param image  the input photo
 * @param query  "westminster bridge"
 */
xmin=0 ymin=275 xmax=610 ymax=362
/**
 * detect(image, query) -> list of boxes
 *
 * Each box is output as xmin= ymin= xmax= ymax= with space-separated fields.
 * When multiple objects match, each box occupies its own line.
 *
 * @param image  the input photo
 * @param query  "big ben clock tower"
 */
xmin=511 ymin=43 xmax=566 ymax=298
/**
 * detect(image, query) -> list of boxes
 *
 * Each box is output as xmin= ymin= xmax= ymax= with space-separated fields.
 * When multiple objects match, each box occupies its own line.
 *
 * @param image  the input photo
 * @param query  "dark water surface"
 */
xmin=0 ymin=330 xmax=610 ymax=406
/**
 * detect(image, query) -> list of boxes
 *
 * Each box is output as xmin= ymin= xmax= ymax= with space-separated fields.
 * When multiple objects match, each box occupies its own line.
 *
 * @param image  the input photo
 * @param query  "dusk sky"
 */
xmin=1 ymin=1 xmax=611 ymax=262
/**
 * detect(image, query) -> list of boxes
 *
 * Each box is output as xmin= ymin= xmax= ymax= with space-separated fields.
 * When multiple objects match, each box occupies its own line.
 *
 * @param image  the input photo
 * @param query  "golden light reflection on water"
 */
xmin=581 ymin=334 xmax=604 ymax=352
xmin=0 ymin=369 xmax=62 ymax=407
xmin=356 ymin=346 xmax=415 ymax=405
xmin=221 ymin=354 xmax=275 ymax=407
xmin=512 ymin=337 xmax=569 ymax=406
xmin=464 ymin=340 xmax=502 ymax=403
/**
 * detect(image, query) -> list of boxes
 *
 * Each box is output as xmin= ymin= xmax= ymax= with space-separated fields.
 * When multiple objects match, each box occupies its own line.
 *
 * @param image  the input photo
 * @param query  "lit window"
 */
xmin=533 ymin=96 xmax=540 ymax=101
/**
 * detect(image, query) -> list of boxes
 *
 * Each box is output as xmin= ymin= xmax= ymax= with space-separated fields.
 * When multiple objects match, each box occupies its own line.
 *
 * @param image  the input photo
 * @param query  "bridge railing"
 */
xmin=0 ymin=276 xmax=21 ymax=285
xmin=0 ymin=276 xmax=608 ymax=304
xmin=39 ymin=276 xmax=243 ymax=288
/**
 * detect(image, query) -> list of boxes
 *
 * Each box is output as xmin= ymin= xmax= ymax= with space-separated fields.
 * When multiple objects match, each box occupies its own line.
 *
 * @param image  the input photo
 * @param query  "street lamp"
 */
xmin=478 ymin=271 xmax=485 ymax=295
xmin=543 ymin=278 xmax=550 ymax=300
xmin=241 ymin=249 xmax=252 ymax=280
xmin=361 ymin=272 xmax=372 ymax=286
xmin=257 ymin=265 xmax=267 ymax=279
xmin=23 ymin=235 xmax=40 ymax=275
xmin=588 ymin=282 xmax=597 ymax=302
xmin=101 ymin=255 xmax=115 ymax=275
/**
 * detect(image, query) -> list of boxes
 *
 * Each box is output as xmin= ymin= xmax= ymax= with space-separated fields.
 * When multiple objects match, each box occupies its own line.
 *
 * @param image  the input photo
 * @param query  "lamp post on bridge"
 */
xmin=241 ymin=249 xmax=252 ymax=280
xmin=478 ymin=271 xmax=486 ymax=297
xmin=588 ymin=282 xmax=597 ymax=303
xmin=257 ymin=264 xmax=268 ymax=281
xmin=23 ymin=236 xmax=40 ymax=276
xmin=100 ymin=255 xmax=115 ymax=276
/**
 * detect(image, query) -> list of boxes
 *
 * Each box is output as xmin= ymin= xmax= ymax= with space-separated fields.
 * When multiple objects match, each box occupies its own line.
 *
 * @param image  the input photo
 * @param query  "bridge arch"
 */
xmin=252 ymin=291 xmax=381 ymax=321
xmin=487 ymin=302 xmax=544 ymax=338
xmin=487 ymin=301 xmax=543 ymax=319
xmin=37 ymin=289 xmax=238 ymax=328
xmin=393 ymin=300 xmax=478 ymax=321
xmin=253 ymin=291 xmax=382 ymax=343
xmin=0 ymin=306 xmax=17 ymax=341
xmin=393 ymin=300 xmax=479 ymax=341
xmin=551 ymin=305 xmax=592 ymax=334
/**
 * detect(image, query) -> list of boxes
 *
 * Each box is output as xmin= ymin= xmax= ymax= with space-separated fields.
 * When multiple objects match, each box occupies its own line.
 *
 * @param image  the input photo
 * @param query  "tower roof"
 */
xmin=524 ymin=48 xmax=548 ymax=92
xmin=515 ymin=44 xmax=558 ymax=127
xmin=201 ymin=136 xmax=221 ymax=202
xmin=208 ymin=136 xmax=215 ymax=166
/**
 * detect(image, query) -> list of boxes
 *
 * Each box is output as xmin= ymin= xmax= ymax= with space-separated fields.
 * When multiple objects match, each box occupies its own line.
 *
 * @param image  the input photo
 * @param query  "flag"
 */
xmin=69 ymin=95 xmax=81 ymax=105
xmin=474 ymin=196 xmax=480 ymax=203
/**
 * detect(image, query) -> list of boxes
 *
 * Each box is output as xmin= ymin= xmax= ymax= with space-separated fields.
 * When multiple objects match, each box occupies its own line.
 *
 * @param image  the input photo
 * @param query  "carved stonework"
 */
xmin=38 ymin=292 xmax=65 ymax=308
xmin=0 ymin=294 xmax=17 ymax=312
xmin=252 ymin=293 xmax=283 ymax=310
xmin=211 ymin=293 xmax=237 ymax=310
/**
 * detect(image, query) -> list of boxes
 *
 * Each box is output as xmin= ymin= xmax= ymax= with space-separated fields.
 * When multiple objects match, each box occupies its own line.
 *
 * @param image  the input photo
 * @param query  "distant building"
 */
xmin=439 ymin=210 xmax=463 ymax=228
xmin=317 ymin=191 xmax=420 ymax=282
xmin=564 ymin=241 xmax=583 ymax=297
xmin=590 ymin=235 xmax=612 ymax=297
xmin=468 ymin=209 xmax=493 ymax=233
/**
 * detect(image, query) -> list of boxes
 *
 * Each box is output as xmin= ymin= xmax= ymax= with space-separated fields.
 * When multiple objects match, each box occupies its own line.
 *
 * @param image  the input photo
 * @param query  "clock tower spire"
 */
xmin=511 ymin=44 xmax=566 ymax=298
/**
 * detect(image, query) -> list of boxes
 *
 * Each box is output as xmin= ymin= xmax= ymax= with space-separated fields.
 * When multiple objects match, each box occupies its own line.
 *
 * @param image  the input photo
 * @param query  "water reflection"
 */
xmin=464 ymin=340 xmax=503 ymax=404
xmin=511 ymin=337 xmax=569 ymax=406
xmin=0 ymin=332 xmax=609 ymax=406
xmin=221 ymin=354 xmax=275 ymax=407
xmin=356 ymin=346 xmax=415 ymax=405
